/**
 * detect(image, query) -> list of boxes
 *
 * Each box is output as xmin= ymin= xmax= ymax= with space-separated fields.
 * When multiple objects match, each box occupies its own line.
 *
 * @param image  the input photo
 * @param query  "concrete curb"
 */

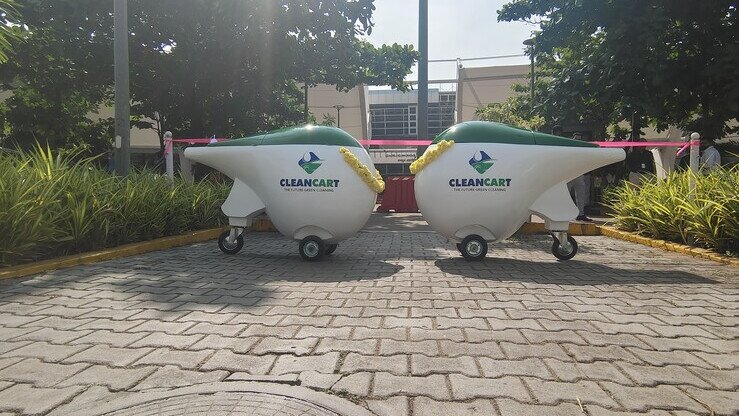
xmin=0 ymin=227 xmax=228 ymax=280
xmin=598 ymin=225 xmax=738 ymax=266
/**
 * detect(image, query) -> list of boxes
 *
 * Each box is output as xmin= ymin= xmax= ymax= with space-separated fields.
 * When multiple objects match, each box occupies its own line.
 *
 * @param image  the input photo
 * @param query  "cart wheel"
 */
xmin=456 ymin=243 xmax=463 ymax=253
xmin=299 ymin=236 xmax=325 ymax=261
xmin=460 ymin=235 xmax=488 ymax=261
xmin=552 ymin=235 xmax=578 ymax=261
xmin=325 ymin=244 xmax=338 ymax=255
xmin=218 ymin=231 xmax=244 ymax=255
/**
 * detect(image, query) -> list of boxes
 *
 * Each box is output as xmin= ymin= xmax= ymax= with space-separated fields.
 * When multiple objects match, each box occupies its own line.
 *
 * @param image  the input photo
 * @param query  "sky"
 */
xmin=363 ymin=0 xmax=536 ymax=84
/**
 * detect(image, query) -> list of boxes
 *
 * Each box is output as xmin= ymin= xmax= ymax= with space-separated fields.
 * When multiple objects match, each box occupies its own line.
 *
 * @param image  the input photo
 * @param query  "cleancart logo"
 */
xmin=449 ymin=150 xmax=511 ymax=191
xmin=298 ymin=152 xmax=322 ymax=174
xmin=468 ymin=151 xmax=494 ymax=174
xmin=281 ymin=151 xmax=338 ymax=191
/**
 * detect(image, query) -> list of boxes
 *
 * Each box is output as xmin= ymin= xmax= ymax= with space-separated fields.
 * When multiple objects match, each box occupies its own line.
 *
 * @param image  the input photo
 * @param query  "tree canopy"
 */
xmin=498 ymin=0 xmax=738 ymax=139
xmin=0 ymin=0 xmax=417 ymax=153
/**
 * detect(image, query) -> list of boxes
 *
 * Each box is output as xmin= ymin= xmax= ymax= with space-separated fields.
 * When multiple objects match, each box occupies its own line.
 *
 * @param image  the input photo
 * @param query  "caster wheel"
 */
xmin=552 ymin=235 xmax=578 ymax=260
xmin=460 ymin=235 xmax=488 ymax=261
xmin=218 ymin=230 xmax=244 ymax=255
xmin=325 ymin=244 xmax=338 ymax=255
xmin=299 ymin=236 xmax=325 ymax=261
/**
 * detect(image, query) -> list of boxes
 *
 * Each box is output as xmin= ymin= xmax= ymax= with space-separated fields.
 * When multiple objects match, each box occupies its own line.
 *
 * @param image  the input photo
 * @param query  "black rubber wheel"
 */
xmin=299 ymin=236 xmax=325 ymax=261
xmin=460 ymin=235 xmax=488 ymax=261
xmin=552 ymin=235 xmax=578 ymax=261
xmin=456 ymin=243 xmax=463 ymax=253
xmin=218 ymin=230 xmax=244 ymax=255
xmin=325 ymin=244 xmax=338 ymax=255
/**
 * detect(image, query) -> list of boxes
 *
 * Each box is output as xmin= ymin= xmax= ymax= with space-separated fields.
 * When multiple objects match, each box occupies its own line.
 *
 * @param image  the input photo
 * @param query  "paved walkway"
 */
xmin=0 ymin=232 xmax=736 ymax=415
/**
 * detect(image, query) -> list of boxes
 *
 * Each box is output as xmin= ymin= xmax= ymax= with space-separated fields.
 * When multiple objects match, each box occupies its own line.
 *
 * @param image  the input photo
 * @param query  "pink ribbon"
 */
xmin=358 ymin=139 xmax=432 ymax=146
xmin=164 ymin=137 xmax=698 ymax=158
xmin=358 ymin=139 xmax=698 ymax=156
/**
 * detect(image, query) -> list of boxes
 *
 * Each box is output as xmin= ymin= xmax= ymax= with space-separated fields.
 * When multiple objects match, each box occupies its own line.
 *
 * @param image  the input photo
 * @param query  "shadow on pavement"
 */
xmin=0 ymin=238 xmax=403 ymax=313
xmin=435 ymin=257 xmax=718 ymax=285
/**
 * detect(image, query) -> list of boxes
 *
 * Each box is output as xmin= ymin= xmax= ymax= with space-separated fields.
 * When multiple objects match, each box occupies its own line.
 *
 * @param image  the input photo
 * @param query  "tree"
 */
xmin=128 ymin=0 xmax=417 ymax=152
xmin=0 ymin=0 xmax=115 ymax=153
xmin=0 ymin=0 xmax=417 ymax=155
xmin=475 ymin=90 xmax=544 ymax=131
xmin=0 ymin=0 xmax=20 ymax=63
xmin=499 ymin=0 xmax=738 ymax=139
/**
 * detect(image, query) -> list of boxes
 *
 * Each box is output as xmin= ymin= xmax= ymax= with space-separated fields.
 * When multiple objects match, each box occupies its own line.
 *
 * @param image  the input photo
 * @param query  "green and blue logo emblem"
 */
xmin=468 ymin=151 xmax=494 ymax=174
xmin=281 ymin=151 xmax=339 ymax=190
xmin=448 ymin=150 xmax=511 ymax=189
xmin=298 ymin=152 xmax=322 ymax=174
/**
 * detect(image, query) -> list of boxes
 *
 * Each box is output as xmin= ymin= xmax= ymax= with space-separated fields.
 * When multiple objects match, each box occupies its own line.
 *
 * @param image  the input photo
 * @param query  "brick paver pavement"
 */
xmin=0 ymin=232 xmax=736 ymax=415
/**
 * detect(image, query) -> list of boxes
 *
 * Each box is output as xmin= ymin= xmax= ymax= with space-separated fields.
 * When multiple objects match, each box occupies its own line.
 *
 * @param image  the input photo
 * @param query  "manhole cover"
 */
xmin=56 ymin=382 xmax=375 ymax=416
xmin=105 ymin=392 xmax=342 ymax=416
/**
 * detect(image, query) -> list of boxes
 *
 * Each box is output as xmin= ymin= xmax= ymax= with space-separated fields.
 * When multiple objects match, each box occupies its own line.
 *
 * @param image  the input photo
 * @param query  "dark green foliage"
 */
xmin=498 ymin=0 xmax=738 ymax=138
xmin=0 ymin=0 xmax=417 ymax=153
xmin=605 ymin=167 xmax=739 ymax=255
xmin=0 ymin=145 xmax=229 ymax=266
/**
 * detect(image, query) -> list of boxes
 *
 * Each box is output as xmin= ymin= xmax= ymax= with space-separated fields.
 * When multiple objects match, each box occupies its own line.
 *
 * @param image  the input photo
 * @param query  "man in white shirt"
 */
xmin=700 ymin=138 xmax=721 ymax=172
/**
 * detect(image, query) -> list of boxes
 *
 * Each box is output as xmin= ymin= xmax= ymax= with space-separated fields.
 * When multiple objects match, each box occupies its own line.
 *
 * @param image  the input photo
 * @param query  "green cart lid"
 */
xmin=433 ymin=121 xmax=598 ymax=148
xmin=210 ymin=125 xmax=362 ymax=148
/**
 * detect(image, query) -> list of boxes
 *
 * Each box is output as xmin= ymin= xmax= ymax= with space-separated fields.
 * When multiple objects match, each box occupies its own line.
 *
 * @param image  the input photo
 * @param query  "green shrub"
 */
xmin=0 ymin=145 xmax=229 ymax=266
xmin=605 ymin=166 xmax=739 ymax=255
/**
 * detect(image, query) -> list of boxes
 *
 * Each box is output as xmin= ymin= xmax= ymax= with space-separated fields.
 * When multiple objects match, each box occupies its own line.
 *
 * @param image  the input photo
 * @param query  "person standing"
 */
xmin=626 ymin=141 xmax=656 ymax=185
xmin=565 ymin=131 xmax=592 ymax=222
xmin=700 ymin=138 xmax=721 ymax=172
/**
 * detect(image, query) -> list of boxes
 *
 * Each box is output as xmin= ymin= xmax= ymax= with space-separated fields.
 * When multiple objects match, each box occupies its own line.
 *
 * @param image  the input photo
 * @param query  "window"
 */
xmin=369 ymin=93 xmax=456 ymax=139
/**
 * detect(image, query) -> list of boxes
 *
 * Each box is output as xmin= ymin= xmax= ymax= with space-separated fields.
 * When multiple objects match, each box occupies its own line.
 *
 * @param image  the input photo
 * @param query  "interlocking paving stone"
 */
xmin=200 ymin=350 xmax=276 ymax=373
xmin=524 ymin=377 xmax=619 ymax=408
xmin=0 ymin=358 xmax=88 ymax=387
xmin=496 ymin=398 xmax=584 ymax=416
xmin=340 ymin=353 xmax=408 ymax=375
xmin=366 ymin=395 xmax=409 ymax=416
xmin=271 ymin=352 xmax=340 ymax=375
xmin=679 ymin=385 xmax=739 ymax=415
xmin=57 ymin=364 xmax=156 ymax=390
xmin=188 ymin=334 xmax=257 ymax=353
xmin=298 ymin=370 xmax=342 ymax=389
xmin=252 ymin=336 xmax=319 ymax=355
xmin=5 ymin=341 xmax=89 ymax=362
xmin=543 ymin=358 xmax=631 ymax=384
xmin=478 ymin=357 xmax=554 ymax=379
xmin=410 ymin=355 xmax=480 ymax=377
xmin=133 ymin=347 xmax=213 ymax=369
xmin=128 ymin=332 xmax=203 ymax=349
xmin=0 ymin=383 xmax=84 ymax=415
xmin=413 ymin=397 xmax=496 ymax=416
xmin=448 ymin=374 xmax=531 ymax=401
xmin=601 ymin=382 xmax=707 ymax=413
xmin=0 ymin=232 xmax=735 ymax=415
xmin=133 ymin=365 xmax=228 ymax=390
xmin=373 ymin=373 xmax=450 ymax=400
xmin=331 ymin=371 xmax=372 ymax=396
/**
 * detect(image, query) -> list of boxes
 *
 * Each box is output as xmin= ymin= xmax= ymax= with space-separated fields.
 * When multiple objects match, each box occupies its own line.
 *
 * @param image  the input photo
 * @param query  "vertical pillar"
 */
xmin=304 ymin=83 xmax=309 ymax=123
xmin=114 ymin=0 xmax=131 ymax=175
xmin=416 ymin=0 xmax=428 ymax=157
xmin=164 ymin=131 xmax=174 ymax=181
xmin=689 ymin=132 xmax=700 ymax=194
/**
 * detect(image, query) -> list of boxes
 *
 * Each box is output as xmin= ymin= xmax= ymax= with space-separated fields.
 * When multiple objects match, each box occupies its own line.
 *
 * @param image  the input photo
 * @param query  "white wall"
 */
xmin=307 ymin=84 xmax=368 ymax=140
xmin=456 ymin=64 xmax=529 ymax=122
